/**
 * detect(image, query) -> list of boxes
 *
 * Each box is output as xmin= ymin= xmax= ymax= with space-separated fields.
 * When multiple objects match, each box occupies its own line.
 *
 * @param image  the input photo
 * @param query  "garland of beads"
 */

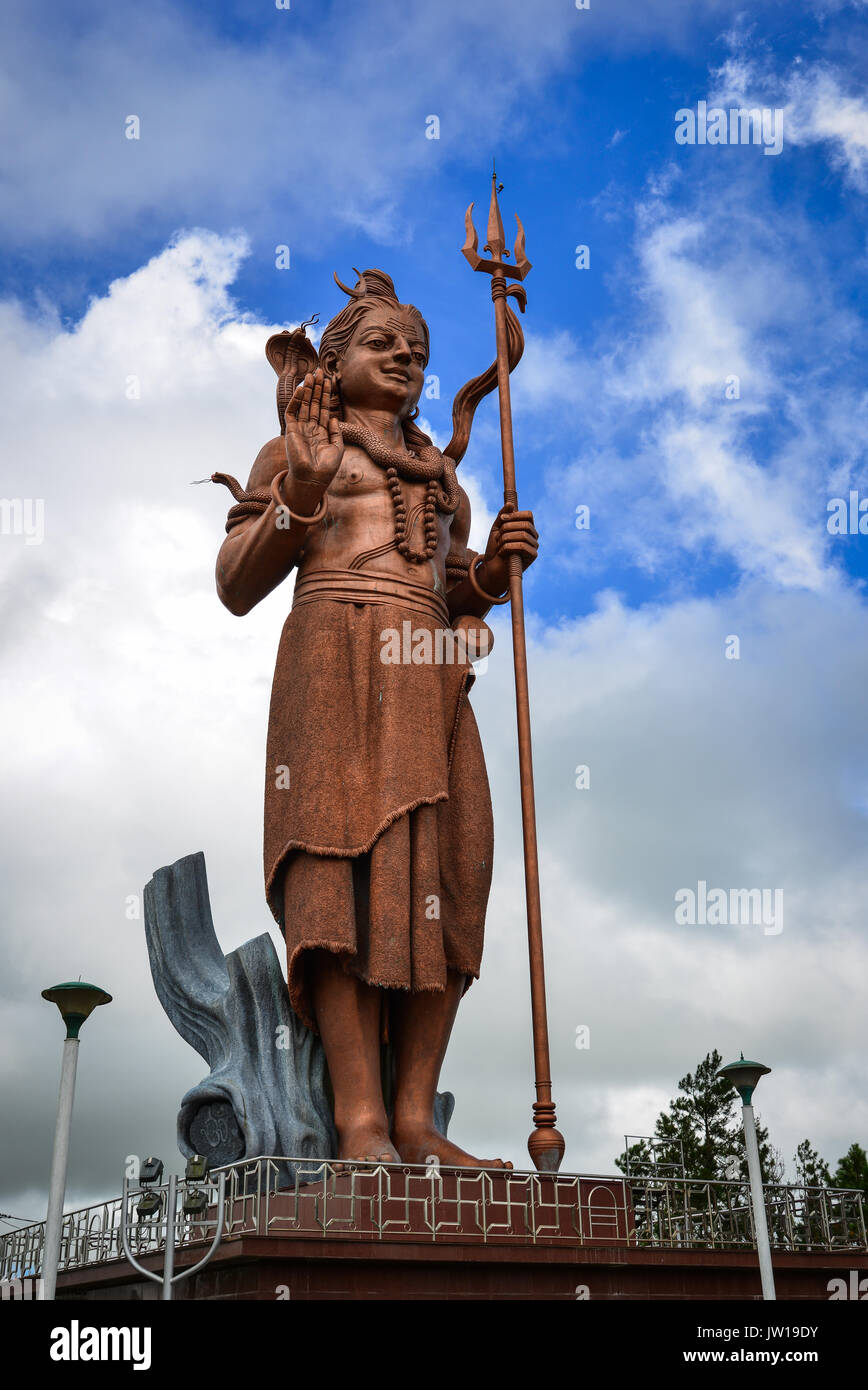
xmin=386 ymin=467 xmax=439 ymax=563
xmin=339 ymin=421 xmax=460 ymax=515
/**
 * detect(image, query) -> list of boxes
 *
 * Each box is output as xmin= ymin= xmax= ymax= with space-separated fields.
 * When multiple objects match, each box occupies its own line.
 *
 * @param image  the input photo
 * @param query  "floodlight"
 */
xmin=140 ymin=1157 xmax=164 ymax=1185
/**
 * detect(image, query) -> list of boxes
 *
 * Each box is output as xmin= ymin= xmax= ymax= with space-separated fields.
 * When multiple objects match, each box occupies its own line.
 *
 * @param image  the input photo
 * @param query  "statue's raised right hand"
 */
xmin=285 ymin=368 xmax=344 ymax=488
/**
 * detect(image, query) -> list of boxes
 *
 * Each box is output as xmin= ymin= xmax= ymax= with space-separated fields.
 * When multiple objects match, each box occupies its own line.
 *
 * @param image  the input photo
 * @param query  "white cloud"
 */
xmin=710 ymin=49 xmax=868 ymax=190
xmin=786 ymin=68 xmax=868 ymax=186
xmin=0 ymin=0 xmax=783 ymax=252
xmin=513 ymin=182 xmax=864 ymax=593
xmin=0 ymin=0 xmax=569 ymax=250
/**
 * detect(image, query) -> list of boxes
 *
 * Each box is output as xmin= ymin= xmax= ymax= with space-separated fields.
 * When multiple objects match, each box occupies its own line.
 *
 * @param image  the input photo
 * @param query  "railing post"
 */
xmin=820 ymin=1188 xmax=832 ymax=1248
xmin=782 ymin=1186 xmax=795 ymax=1250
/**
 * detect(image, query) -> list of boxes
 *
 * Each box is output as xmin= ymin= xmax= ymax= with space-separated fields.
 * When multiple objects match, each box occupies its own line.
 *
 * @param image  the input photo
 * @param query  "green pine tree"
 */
xmin=735 ymin=1110 xmax=785 ymax=1185
xmin=793 ymin=1139 xmax=831 ymax=1188
xmin=614 ymin=1138 xmax=655 ymax=1177
xmin=614 ymin=1050 xmax=784 ymax=1182
xmin=653 ymin=1050 xmax=739 ymax=1181
xmin=833 ymin=1143 xmax=868 ymax=1199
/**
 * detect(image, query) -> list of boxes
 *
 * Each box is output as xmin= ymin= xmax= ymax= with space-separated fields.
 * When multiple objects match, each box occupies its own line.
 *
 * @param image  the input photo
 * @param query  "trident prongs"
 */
xmin=513 ymin=214 xmax=531 ymax=278
xmin=461 ymin=170 xmax=532 ymax=281
xmin=461 ymin=202 xmax=481 ymax=271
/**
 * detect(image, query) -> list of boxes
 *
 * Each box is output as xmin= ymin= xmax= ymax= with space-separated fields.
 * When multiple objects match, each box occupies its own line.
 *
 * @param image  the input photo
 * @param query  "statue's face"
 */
xmin=333 ymin=304 xmax=427 ymax=419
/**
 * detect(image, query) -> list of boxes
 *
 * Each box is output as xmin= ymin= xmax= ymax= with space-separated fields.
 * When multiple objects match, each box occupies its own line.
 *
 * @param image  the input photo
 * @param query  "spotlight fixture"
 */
xmin=136 ymin=1191 xmax=163 ymax=1222
xmin=139 ymin=1157 xmax=164 ymax=1185
xmin=182 ymin=1187 xmax=209 ymax=1218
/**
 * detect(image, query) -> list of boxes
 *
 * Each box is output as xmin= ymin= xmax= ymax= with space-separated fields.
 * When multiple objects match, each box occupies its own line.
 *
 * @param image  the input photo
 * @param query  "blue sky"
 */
xmin=5 ymin=0 xmax=868 ymax=612
xmin=2 ymin=0 xmax=868 ymax=1209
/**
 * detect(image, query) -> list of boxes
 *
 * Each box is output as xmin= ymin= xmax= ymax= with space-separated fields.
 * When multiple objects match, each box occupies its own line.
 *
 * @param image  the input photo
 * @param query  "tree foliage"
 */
xmin=793 ymin=1138 xmax=831 ymax=1188
xmin=615 ymin=1051 xmax=866 ymax=1197
xmin=615 ymin=1049 xmax=784 ymax=1182
xmin=833 ymin=1143 xmax=868 ymax=1199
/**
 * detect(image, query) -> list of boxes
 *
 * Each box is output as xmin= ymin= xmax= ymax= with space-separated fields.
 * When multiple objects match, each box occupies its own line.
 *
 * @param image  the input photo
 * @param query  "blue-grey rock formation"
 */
xmin=143 ymin=851 xmax=453 ymax=1180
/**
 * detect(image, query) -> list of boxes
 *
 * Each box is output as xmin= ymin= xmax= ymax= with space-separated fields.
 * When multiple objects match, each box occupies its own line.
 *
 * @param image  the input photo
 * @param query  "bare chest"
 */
xmin=297 ymin=446 xmax=451 ymax=579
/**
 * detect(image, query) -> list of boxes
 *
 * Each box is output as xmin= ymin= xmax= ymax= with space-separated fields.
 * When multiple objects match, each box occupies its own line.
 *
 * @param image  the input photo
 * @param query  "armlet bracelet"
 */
xmin=270 ymin=470 xmax=328 ymax=525
xmin=467 ymin=556 xmax=510 ymax=606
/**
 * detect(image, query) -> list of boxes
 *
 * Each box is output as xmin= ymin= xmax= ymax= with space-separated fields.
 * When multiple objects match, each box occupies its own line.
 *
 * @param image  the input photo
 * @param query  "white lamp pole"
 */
xmin=39 ymin=982 xmax=112 ymax=1301
xmin=718 ymin=1055 xmax=776 ymax=1301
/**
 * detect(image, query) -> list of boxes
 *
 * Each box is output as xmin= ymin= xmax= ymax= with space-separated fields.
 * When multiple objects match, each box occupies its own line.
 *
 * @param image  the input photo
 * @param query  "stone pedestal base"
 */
xmin=55 ymin=1238 xmax=868 ymax=1301
xmin=51 ymin=1167 xmax=868 ymax=1301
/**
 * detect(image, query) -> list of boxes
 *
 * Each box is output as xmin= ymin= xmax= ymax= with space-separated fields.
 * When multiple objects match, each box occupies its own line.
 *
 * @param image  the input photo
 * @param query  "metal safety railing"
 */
xmin=1 ymin=1159 xmax=865 ymax=1282
xmin=627 ymin=1174 xmax=866 ymax=1251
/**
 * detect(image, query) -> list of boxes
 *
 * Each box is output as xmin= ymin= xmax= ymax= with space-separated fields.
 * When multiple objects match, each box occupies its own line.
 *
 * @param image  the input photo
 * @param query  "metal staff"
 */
xmin=462 ymin=168 xmax=565 ymax=1173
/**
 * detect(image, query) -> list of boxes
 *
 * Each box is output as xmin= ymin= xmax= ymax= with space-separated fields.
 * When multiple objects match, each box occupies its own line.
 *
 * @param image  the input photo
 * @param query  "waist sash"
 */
xmin=292 ymin=567 xmax=451 ymax=625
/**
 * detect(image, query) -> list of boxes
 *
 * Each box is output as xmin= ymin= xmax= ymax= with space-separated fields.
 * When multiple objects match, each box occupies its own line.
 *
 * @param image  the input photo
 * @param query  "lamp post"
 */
xmin=39 ymin=981 xmax=112 ymax=1300
xmin=717 ymin=1054 xmax=775 ymax=1301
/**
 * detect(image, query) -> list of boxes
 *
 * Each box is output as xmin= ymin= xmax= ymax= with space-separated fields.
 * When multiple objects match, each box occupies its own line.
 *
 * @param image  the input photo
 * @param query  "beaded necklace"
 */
xmin=339 ymin=421 xmax=457 ymax=565
xmin=384 ymin=470 xmax=440 ymax=563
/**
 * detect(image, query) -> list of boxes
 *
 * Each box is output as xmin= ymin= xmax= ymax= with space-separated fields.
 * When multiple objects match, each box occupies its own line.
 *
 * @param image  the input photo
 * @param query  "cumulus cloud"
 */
xmin=710 ymin=46 xmax=868 ymax=190
xmin=0 ymin=0 xmax=779 ymax=255
xmin=513 ymin=177 xmax=867 ymax=594
xmin=1 ymin=234 xmax=867 ymax=1222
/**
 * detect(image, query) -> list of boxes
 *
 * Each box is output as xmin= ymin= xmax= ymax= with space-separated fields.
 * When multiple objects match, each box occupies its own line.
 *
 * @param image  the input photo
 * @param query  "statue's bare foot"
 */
xmin=393 ymin=1124 xmax=513 ymax=1170
xmin=334 ymin=1121 xmax=400 ymax=1169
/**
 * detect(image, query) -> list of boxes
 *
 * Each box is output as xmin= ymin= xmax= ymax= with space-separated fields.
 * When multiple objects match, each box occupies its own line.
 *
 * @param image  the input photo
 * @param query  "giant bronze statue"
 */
xmin=145 ymin=175 xmax=564 ymax=1174
xmin=212 ymin=256 xmax=538 ymax=1167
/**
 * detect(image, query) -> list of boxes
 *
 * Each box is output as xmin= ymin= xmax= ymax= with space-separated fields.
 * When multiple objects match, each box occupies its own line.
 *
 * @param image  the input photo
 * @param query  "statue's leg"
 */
xmin=308 ymin=949 xmax=400 ymax=1164
xmin=390 ymin=970 xmax=513 ymax=1170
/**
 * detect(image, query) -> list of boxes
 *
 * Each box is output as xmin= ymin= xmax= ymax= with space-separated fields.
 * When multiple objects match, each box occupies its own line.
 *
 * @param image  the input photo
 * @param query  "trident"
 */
xmin=462 ymin=167 xmax=566 ymax=1173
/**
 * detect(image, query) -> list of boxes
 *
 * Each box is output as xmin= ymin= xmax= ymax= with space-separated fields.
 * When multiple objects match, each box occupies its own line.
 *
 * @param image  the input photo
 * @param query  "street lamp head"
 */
xmin=717 ymin=1053 xmax=771 ymax=1106
xmin=41 ymin=981 xmax=112 ymax=1039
